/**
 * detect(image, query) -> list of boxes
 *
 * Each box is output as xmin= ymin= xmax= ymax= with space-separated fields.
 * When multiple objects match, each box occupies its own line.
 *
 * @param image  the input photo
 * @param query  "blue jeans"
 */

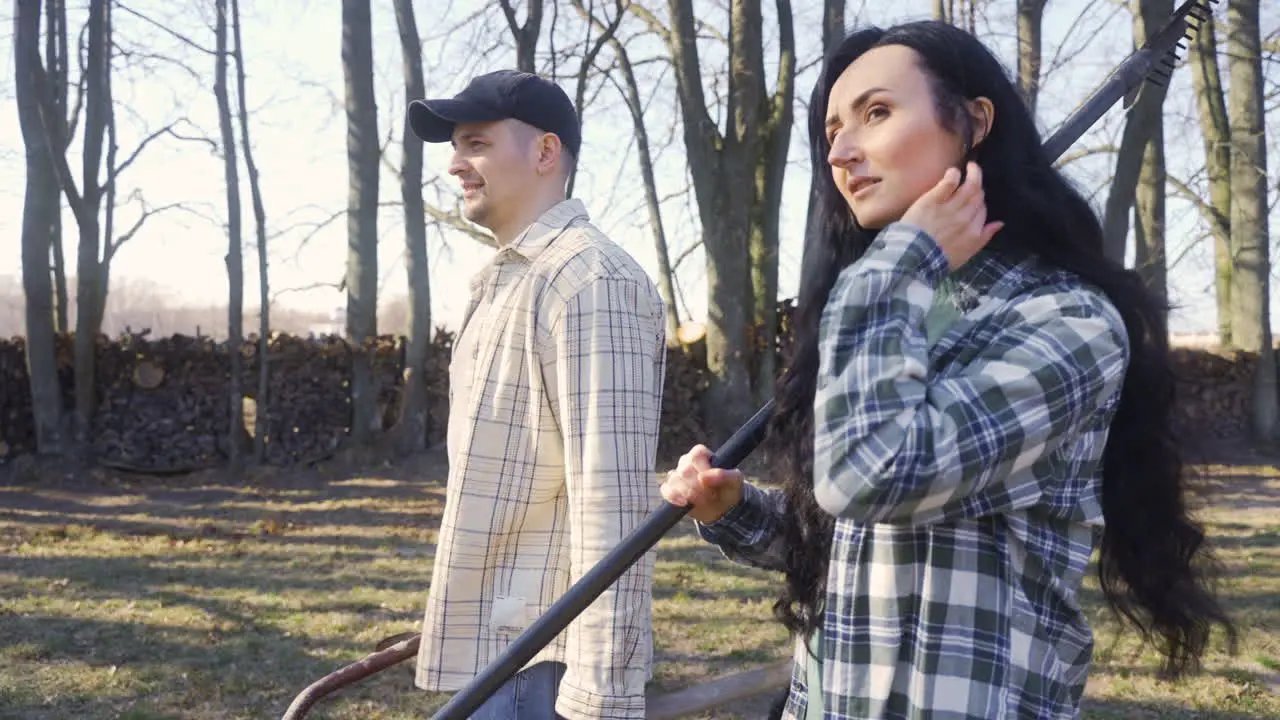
xmin=468 ymin=661 xmax=567 ymax=720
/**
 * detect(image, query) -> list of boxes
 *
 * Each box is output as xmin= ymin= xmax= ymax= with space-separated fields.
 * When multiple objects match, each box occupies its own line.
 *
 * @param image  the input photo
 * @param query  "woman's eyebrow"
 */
xmin=825 ymin=86 xmax=890 ymax=128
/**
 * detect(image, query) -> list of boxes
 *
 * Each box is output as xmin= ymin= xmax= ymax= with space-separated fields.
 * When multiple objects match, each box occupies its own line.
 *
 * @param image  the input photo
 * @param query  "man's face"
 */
xmin=447 ymin=119 xmax=540 ymax=232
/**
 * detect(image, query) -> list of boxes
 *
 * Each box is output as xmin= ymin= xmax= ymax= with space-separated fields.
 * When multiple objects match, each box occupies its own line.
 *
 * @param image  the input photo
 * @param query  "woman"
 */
xmin=661 ymin=20 xmax=1236 ymax=720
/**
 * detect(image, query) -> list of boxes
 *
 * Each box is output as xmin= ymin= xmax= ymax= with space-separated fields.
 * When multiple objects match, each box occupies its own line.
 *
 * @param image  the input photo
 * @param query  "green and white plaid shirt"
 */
xmin=698 ymin=222 xmax=1128 ymax=719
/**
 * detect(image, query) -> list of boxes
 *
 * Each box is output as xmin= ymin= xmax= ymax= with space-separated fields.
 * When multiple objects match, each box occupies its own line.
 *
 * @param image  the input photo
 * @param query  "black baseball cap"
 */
xmin=408 ymin=70 xmax=581 ymax=158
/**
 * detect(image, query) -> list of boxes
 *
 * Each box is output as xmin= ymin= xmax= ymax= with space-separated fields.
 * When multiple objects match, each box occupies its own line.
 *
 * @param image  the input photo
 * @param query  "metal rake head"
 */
xmin=1123 ymin=0 xmax=1219 ymax=108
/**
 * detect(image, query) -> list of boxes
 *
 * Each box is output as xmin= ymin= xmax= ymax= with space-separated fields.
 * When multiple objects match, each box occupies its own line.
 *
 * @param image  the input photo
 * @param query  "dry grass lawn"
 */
xmin=1 ymin=447 xmax=1277 ymax=719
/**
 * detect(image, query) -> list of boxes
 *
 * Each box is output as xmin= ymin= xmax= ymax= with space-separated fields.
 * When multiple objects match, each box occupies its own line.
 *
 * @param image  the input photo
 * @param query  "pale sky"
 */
xmin=0 ymin=0 xmax=1276 ymax=337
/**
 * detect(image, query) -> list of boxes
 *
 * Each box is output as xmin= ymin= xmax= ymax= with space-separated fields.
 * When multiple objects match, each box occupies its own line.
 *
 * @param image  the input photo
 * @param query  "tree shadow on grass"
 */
xmin=0 ymin=609 xmax=439 ymax=719
xmin=1 ymin=551 xmax=432 ymax=601
xmin=1082 ymin=698 xmax=1276 ymax=719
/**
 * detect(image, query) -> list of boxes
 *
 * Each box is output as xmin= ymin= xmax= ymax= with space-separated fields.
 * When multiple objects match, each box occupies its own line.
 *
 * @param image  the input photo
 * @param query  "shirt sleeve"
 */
xmin=812 ymin=222 xmax=1129 ymax=526
xmin=693 ymin=481 xmax=790 ymax=573
xmin=550 ymin=274 xmax=665 ymax=720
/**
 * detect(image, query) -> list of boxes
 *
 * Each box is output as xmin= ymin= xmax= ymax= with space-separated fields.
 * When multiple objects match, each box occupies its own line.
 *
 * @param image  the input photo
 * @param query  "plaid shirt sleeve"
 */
xmin=550 ymin=274 xmax=665 ymax=720
xmin=692 ymin=482 xmax=790 ymax=573
xmin=812 ymin=222 xmax=1128 ymax=526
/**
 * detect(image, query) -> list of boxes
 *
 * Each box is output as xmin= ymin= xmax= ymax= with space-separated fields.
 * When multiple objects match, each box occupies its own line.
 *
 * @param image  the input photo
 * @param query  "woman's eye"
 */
xmin=867 ymin=105 xmax=889 ymax=121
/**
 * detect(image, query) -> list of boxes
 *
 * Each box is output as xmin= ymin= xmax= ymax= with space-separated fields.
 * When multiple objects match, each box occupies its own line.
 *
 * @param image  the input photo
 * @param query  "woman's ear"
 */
xmin=968 ymin=97 xmax=994 ymax=147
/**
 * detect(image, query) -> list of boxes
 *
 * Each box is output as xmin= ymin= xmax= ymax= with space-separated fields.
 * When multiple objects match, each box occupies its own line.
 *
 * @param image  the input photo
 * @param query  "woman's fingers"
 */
xmin=685 ymin=443 xmax=713 ymax=472
xmin=660 ymin=476 xmax=691 ymax=506
xmin=660 ymin=467 xmax=740 ymax=505
xmin=981 ymin=220 xmax=1005 ymax=244
xmin=700 ymin=468 xmax=739 ymax=489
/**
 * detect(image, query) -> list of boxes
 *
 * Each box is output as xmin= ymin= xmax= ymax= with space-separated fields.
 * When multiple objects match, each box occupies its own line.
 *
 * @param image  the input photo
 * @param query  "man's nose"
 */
xmin=448 ymin=152 xmax=467 ymax=177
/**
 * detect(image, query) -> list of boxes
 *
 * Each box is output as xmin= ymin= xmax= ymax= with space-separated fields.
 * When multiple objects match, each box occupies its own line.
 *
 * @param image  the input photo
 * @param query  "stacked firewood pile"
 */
xmin=0 ymin=319 xmax=1267 ymax=470
xmin=1168 ymin=346 xmax=1260 ymax=440
xmin=0 ymin=335 xmax=75 ymax=459
xmin=658 ymin=346 xmax=708 ymax=461
xmin=0 ymin=337 xmax=38 ymax=458
xmin=92 ymin=332 xmax=237 ymax=470
xmin=0 ymin=331 xmax=439 ymax=471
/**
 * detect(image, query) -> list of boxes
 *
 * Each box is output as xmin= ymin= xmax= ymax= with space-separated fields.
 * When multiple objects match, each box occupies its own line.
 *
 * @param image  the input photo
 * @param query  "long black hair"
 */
xmin=766 ymin=19 xmax=1236 ymax=678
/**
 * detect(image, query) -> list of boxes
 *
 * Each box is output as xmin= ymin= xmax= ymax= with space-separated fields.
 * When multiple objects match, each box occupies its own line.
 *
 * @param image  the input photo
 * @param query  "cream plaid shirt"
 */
xmin=414 ymin=199 xmax=667 ymax=719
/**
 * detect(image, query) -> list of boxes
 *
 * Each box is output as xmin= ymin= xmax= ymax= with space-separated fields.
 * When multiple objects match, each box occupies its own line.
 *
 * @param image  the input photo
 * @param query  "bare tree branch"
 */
xmin=1167 ymin=172 xmax=1229 ymax=238
xmin=65 ymin=23 xmax=88 ymax=146
xmin=627 ymin=4 xmax=669 ymax=41
xmin=670 ymin=239 xmax=703 ymax=272
xmin=115 ymin=2 xmax=218 ymax=54
xmin=111 ymin=43 xmax=205 ymax=84
xmin=1042 ymin=0 xmax=1113 ymax=78
xmin=288 ymin=206 xmax=351 ymax=256
xmin=106 ymin=119 xmax=184 ymax=185
xmin=271 ymin=281 xmax=343 ymax=305
xmin=1166 ymin=230 xmax=1211 ymax=272
xmin=104 ymin=194 xmax=188 ymax=264
xmin=1053 ymin=144 xmax=1117 ymax=169
xmin=424 ymin=202 xmax=498 ymax=247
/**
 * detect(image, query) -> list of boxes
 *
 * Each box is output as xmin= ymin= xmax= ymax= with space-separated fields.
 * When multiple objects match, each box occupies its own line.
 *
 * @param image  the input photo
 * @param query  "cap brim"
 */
xmin=408 ymin=98 xmax=507 ymax=143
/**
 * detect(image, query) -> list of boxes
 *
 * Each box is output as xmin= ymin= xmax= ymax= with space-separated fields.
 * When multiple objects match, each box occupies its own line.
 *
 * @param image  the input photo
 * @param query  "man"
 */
xmin=407 ymin=69 xmax=667 ymax=720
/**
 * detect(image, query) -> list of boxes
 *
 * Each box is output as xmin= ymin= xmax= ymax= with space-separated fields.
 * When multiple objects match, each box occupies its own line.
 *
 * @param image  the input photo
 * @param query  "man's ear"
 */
xmin=535 ymin=133 xmax=562 ymax=176
xmin=968 ymin=97 xmax=994 ymax=147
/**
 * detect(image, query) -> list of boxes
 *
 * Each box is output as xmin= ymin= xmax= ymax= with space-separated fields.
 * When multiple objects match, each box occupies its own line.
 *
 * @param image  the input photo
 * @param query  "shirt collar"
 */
xmin=502 ymin=198 xmax=589 ymax=262
xmin=467 ymin=198 xmax=590 ymax=296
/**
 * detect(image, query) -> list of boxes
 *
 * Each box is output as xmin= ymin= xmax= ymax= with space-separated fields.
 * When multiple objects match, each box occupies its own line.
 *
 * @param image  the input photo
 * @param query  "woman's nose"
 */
xmin=828 ymin=131 xmax=863 ymax=168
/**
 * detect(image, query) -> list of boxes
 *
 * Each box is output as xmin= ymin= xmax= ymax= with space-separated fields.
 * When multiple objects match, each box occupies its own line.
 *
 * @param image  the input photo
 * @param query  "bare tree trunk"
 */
xmin=649 ymin=0 xmax=795 ymax=440
xmin=572 ymin=0 xmax=681 ymax=346
xmin=1189 ymin=10 xmax=1233 ymax=346
xmin=1134 ymin=119 xmax=1167 ymax=305
xmin=343 ymin=0 xmax=381 ymax=444
xmin=45 ymin=0 xmax=69 ymax=335
xmin=1225 ymin=0 xmax=1275 ymax=440
xmin=1016 ymin=0 xmax=1045 ymax=113
xmin=15 ymin=0 xmax=66 ymax=455
xmin=1100 ymin=0 xmax=1173 ymax=264
xmin=215 ymin=0 xmax=245 ymax=473
xmin=66 ymin=0 xmax=110 ymax=458
xmin=393 ymin=0 xmax=431 ymax=455
xmin=750 ymin=0 xmax=794 ymax=404
xmin=933 ymin=0 xmax=948 ymax=22
xmin=618 ymin=42 xmax=680 ymax=346
xmin=50 ymin=220 xmax=69 ymax=333
xmin=51 ymin=226 xmax=69 ymax=333
xmin=802 ymin=0 xmax=846 ymax=298
xmin=664 ymin=0 xmax=751 ymax=440
xmin=30 ymin=0 xmax=115 ymax=459
xmin=498 ymin=0 xmax=543 ymax=73
xmin=564 ymin=2 xmax=621 ymax=199
xmin=97 ymin=11 xmax=117 ymax=338
xmin=230 ymin=0 xmax=270 ymax=463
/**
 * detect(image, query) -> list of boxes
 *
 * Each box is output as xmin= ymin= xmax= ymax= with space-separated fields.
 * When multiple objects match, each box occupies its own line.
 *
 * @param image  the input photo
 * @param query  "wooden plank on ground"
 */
xmin=645 ymin=661 xmax=791 ymax=720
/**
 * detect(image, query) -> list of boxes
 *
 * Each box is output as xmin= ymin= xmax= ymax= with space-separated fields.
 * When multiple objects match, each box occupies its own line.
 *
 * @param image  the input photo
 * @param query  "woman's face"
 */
xmin=824 ymin=44 xmax=984 ymax=230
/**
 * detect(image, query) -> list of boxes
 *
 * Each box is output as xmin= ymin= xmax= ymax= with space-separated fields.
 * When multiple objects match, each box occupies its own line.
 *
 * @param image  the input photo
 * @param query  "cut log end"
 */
xmin=675 ymin=322 xmax=706 ymax=346
xmin=131 ymin=360 xmax=165 ymax=390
